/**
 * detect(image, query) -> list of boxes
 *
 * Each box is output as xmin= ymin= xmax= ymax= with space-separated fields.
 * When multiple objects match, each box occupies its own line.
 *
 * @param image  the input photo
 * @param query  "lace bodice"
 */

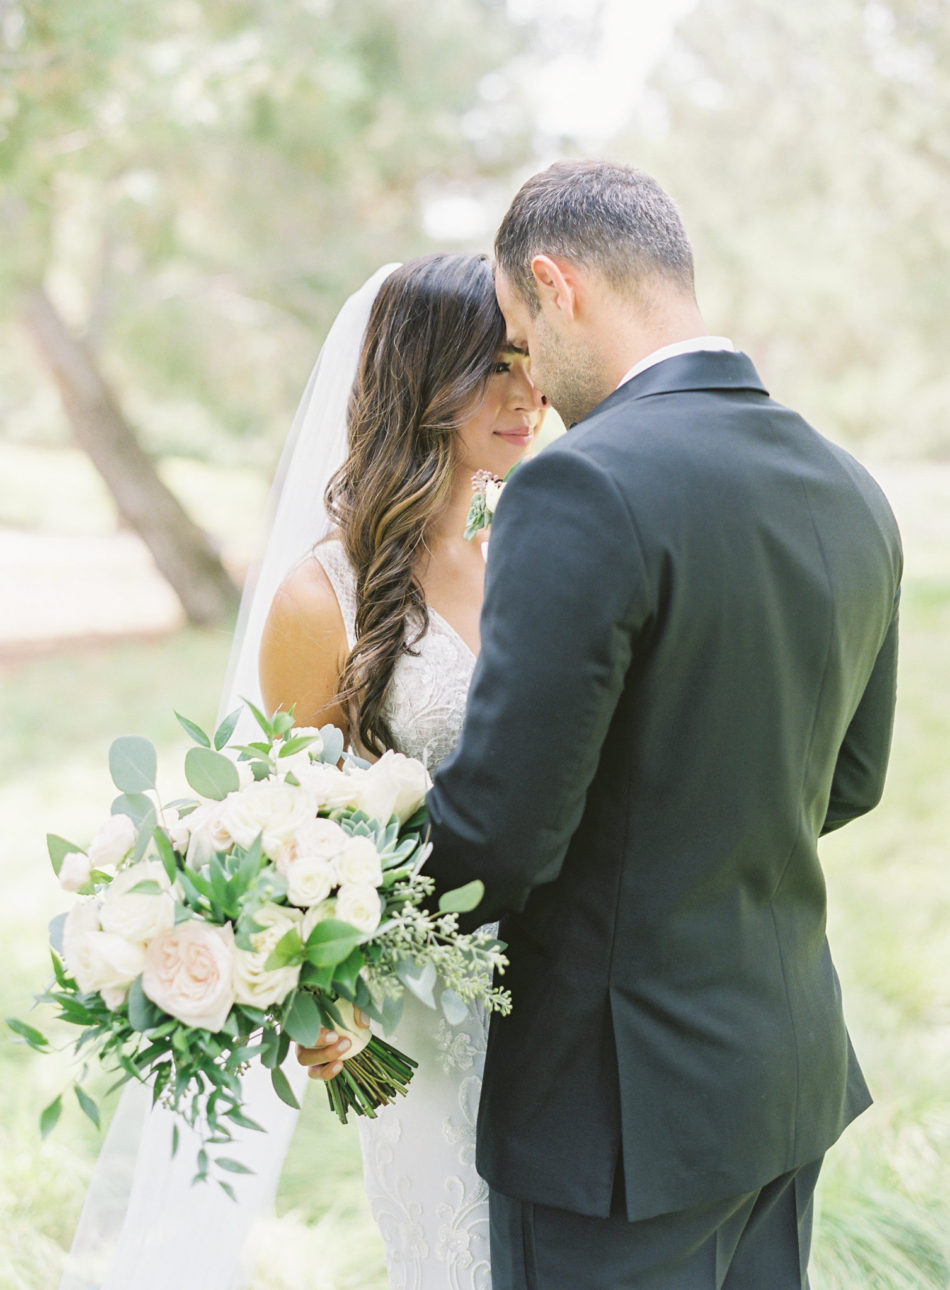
xmin=314 ymin=538 xmax=476 ymax=771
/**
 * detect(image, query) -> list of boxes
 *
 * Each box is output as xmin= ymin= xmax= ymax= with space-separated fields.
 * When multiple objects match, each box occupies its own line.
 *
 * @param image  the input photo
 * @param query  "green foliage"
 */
xmin=616 ymin=0 xmax=950 ymax=454
xmin=1 ymin=0 xmax=535 ymax=462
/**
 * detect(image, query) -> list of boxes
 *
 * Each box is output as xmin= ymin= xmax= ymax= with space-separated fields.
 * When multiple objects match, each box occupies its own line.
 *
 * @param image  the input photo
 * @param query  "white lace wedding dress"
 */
xmin=315 ymin=538 xmax=493 ymax=1290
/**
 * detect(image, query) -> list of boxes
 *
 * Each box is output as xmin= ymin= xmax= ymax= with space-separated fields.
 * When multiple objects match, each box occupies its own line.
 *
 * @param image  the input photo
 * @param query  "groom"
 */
xmin=420 ymin=161 xmax=901 ymax=1288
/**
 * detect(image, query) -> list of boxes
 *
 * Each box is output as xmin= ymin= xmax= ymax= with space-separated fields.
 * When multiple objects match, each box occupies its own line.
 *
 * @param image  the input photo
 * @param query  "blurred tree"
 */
xmin=0 ymin=0 xmax=534 ymax=620
xmin=615 ymin=0 xmax=950 ymax=455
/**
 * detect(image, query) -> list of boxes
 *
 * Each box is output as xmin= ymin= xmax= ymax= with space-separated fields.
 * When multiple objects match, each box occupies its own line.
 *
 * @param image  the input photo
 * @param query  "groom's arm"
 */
xmin=425 ymin=443 xmax=648 ymax=925
xmin=820 ymin=588 xmax=900 ymax=835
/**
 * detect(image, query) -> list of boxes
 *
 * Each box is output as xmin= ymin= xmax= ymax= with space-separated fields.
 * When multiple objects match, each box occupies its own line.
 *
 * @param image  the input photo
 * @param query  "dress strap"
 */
xmin=312 ymin=538 xmax=358 ymax=651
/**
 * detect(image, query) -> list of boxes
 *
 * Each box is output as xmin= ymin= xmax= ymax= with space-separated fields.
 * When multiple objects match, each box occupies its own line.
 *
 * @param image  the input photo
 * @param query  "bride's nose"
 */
xmin=510 ymin=365 xmax=545 ymax=412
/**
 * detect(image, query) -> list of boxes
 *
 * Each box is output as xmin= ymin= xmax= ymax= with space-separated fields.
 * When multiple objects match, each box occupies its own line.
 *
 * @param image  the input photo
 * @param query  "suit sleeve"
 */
xmin=424 ymin=445 xmax=649 ymax=925
xmin=821 ymin=587 xmax=900 ymax=835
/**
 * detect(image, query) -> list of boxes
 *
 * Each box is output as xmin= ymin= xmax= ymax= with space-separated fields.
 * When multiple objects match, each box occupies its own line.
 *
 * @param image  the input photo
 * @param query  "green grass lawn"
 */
xmin=1 ymin=471 xmax=947 ymax=1288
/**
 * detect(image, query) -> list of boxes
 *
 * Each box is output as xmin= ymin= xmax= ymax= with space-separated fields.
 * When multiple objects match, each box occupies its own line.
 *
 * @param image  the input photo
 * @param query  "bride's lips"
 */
xmin=493 ymin=426 xmax=536 ymax=446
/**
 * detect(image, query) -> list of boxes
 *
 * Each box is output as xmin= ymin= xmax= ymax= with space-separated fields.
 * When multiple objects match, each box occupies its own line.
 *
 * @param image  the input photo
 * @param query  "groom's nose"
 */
xmin=512 ymin=367 xmax=545 ymax=411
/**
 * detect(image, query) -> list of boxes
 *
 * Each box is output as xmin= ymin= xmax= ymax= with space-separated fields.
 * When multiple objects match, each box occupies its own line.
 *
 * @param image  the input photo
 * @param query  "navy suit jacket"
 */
xmin=425 ymin=351 xmax=901 ymax=1221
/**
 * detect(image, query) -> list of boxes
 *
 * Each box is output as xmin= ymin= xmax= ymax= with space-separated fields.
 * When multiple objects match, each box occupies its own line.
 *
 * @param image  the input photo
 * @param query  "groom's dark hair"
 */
xmin=495 ymin=160 xmax=695 ymax=312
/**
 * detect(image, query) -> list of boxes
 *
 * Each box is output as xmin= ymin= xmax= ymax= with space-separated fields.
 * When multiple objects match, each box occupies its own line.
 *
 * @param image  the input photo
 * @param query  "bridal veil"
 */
xmin=59 ymin=263 xmax=400 ymax=1290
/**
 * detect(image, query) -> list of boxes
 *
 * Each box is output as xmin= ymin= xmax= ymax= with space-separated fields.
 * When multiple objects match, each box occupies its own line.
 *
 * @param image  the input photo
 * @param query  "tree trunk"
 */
xmin=21 ymin=284 xmax=241 ymax=627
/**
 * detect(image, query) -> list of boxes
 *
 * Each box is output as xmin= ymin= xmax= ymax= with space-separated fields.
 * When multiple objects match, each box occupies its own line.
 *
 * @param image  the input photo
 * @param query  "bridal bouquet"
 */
xmin=8 ymin=704 xmax=510 ymax=1191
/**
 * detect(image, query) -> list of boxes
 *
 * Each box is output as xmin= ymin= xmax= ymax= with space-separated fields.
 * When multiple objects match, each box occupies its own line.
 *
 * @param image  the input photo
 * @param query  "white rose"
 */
xmin=335 ymin=883 xmax=382 ymax=935
xmin=183 ymin=801 xmax=232 ymax=866
xmin=216 ymin=779 xmax=318 ymax=860
xmin=143 ymin=921 xmax=236 ymax=1032
xmin=336 ymin=836 xmax=383 ymax=888
xmin=233 ymin=903 xmax=302 ymax=1008
xmin=485 ymin=479 xmax=504 ymax=514
xmin=291 ymin=762 xmax=360 ymax=810
xmin=59 ymin=851 xmax=92 ymax=892
xmin=272 ymin=816 xmax=348 ymax=877
xmin=99 ymin=861 xmax=175 ymax=944
xmin=285 ymin=855 xmax=336 ymax=908
xmin=354 ymin=751 xmax=430 ymax=825
xmin=62 ymin=899 xmax=147 ymax=996
xmin=87 ymin=814 xmax=137 ymax=869
xmin=100 ymin=984 xmax=130 ymax=1011
xmin=165 ymin=808 xmax=192 ymax=855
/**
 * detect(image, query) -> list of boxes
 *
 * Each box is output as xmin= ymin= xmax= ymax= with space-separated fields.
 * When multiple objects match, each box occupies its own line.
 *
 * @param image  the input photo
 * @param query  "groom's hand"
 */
xmin=294 ymin=1016 xmax=367 ymax=1081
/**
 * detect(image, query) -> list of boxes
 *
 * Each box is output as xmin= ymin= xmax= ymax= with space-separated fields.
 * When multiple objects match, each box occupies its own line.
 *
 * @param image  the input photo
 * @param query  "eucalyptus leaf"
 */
xmin=440 ymin=988 xmax=469 ymax=1026
xmin=40 ymin=1094 xmax=63 ymax=1139
xmin=270 ymin=1065 xmax=301 ymax=1110
xmin=47 ymin=833 xmax=83 ymax=877
xmin=214 ymin=707 xmax=243 ymax=751
xmin=109 ymin=736 xmax=158 ymax=793
xmin=49 ymin=912 xmax=67 ymax=956
xmin=184 ymin=747 xmax=240 ymax=801
xmin=215 ymin=1156 xmax=255 ymax=1175
xmin=127 ymin=977 xmax=161 ymax=1033
xmin=111 ymin=793 xmax=155 ymax=830
xmin=282 ymin=991 xmax=324 ymax=1047
xmin=6 ymin=1017 xmax=50 ymax=1051
xmin=438 ymin=879 xmax=485 ymax=915
xmin=395 ymin=958 xmax=437 ymax=1008
xmin=263 ymin=927 xmax=304 ymax=971
xmin=175 ymin=711 xmax=211 ymax=747
xmin=218 ymin=1180 xmax=238 ymax=1203
xmin=304 ymin=920 xmax=364 ymax=968
xmin=74 ymin=1085 xmax=101 ymax=1130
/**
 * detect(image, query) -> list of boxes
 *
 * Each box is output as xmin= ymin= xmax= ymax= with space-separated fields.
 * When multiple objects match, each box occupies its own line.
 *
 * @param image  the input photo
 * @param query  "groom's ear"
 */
xmin=530 ymin=255 xmax=578 ymax=321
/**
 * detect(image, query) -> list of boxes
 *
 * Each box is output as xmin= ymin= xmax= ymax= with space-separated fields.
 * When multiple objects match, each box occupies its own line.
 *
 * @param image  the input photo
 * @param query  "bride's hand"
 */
xmin=295 ymin=1013 xmax=368 ymax=1080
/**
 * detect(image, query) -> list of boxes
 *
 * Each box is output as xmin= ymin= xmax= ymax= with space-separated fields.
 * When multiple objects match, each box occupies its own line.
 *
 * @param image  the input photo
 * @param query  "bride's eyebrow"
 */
xmin=500 ymin=343 xmax=529 ymax=357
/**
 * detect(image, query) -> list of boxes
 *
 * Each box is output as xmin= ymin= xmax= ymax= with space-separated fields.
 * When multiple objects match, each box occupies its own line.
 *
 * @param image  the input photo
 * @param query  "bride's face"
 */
xmin=454 ymin=349 xmax=545 ymax=480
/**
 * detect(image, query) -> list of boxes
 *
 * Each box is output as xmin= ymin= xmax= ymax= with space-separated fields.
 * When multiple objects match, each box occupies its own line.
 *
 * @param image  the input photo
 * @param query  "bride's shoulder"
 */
xmin=268 ymin=549 xmax=346 ymax=632
xmin=259 ymin=550 xmax=350 ymax=729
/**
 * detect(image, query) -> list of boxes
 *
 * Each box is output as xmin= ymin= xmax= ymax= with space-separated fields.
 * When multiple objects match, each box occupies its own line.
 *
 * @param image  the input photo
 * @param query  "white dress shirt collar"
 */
xmin=617 ymin=336 xmax=735 ymax=390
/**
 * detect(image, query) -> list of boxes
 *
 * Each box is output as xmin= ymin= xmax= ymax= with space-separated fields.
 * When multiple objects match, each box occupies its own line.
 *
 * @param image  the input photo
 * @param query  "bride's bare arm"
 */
xmin=261 ymin=557 xmax=362 ymax=1080
xmin=258 ymin=556 xmax=350 ymax=738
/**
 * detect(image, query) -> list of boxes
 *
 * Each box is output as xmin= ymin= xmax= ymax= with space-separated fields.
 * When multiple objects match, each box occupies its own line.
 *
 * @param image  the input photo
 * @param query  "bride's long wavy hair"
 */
xmin=324 ymin=253 xmax=506 ymax=755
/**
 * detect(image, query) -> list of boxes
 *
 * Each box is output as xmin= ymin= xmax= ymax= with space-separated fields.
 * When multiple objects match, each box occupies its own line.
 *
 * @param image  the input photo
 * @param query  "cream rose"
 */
xmin=335 ymin=883 xmax=382 ymax=935
xmin=183 ymin=801 xmax=232 ymax=866
xmin=485 ymin=478 xmax=504 ymax=514
xmin=59 ymin=851 xmax=92 ymax=893
xmin=336 ymin=836 xmax=383 ymax=888
xmin=215 ymin=780 xmax=318 ymax=860
xmin=87 ymin=813 xmax=137 ymax=869
xmin=352 ymin=751 xmax=430 ymax=824
xmin=291 ymin=761 xmax=360 ymax=810
xmin=233 ymin=903 xmax=302 ymax=1008
xmin=62 ymin=899 xmax=147 ymax=996
xmin=143 ymin=921 xmax=235 ymax=1032
xmin=99 ymin=861 xmax=175 ymax=944
xmin=285 ymin=855 xmax=336 ymax=908
xmin=272 ymin=816 xmax=348 ymax=876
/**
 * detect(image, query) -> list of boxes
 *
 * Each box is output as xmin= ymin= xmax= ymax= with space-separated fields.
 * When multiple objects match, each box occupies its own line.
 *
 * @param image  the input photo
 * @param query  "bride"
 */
xmin=60 ymin=253 xmax=545 ymax=1290
xmin=260 ymin=252 xmax=545 ymax=1288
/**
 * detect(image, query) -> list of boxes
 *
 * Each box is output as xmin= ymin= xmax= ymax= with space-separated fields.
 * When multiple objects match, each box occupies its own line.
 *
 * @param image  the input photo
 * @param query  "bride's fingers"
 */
xmin=295 ymin=1031 xmax=352 ymax=1079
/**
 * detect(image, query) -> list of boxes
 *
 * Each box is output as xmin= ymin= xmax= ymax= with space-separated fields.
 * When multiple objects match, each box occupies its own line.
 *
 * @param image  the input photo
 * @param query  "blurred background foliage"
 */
xmin=1 ymin=1 xmax=948 ymax=1287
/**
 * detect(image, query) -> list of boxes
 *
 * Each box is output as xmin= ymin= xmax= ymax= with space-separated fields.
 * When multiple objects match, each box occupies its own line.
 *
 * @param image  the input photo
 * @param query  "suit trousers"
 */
xmin=488 ymin=1155 xmax=824 ymax=1290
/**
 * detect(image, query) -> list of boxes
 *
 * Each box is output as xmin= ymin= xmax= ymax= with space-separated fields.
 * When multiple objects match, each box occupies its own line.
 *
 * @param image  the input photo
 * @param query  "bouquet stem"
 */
xmin=324 ymin=1035 xmax=418 ymax=1124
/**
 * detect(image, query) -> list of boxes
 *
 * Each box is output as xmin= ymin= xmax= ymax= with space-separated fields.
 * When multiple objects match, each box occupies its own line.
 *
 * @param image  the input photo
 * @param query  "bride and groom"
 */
xmin=66 ymin=160 xmax=901 ymax=1290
